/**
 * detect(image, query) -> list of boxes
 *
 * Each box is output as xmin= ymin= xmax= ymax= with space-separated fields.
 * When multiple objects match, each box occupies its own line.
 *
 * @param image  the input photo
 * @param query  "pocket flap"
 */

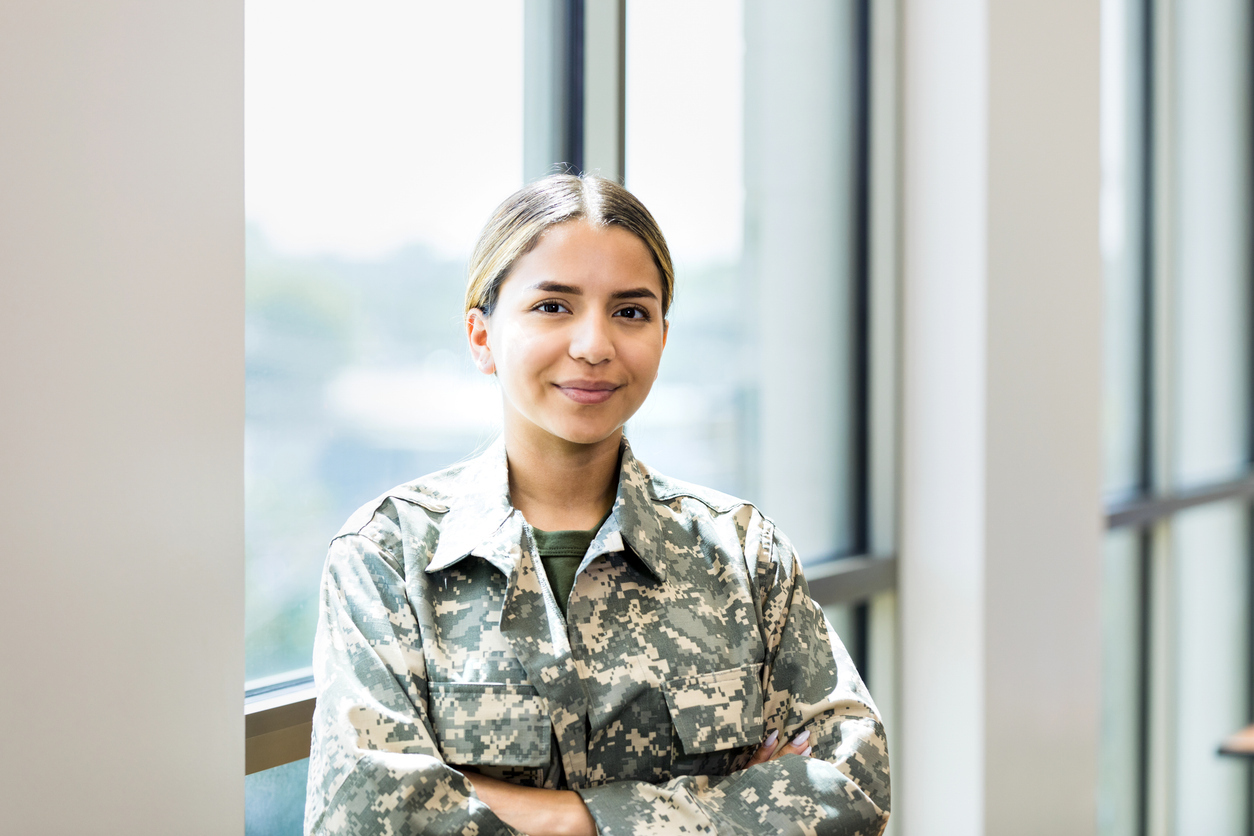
xmin=430 ymin=682 xmax=552 ymax=766
xmin=663 ymin=663 xmax=765 ymax=755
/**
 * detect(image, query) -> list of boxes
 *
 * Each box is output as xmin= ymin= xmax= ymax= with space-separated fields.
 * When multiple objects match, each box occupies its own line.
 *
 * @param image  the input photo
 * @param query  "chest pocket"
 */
xmin=429 ymin=681 xmax=553 ymax=766
xmin=663 ymin=663 xmax=765 ymax=756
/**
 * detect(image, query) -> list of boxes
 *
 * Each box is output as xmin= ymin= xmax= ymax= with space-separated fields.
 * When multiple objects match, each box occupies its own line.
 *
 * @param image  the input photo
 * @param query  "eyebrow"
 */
xmin=528 ymin=281 xmax=658 ymax=301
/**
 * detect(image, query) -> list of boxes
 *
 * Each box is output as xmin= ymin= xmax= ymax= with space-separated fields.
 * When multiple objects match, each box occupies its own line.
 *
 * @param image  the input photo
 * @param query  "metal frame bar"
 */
xmin=1106 ymin=474 xmax=1254 ymax=529
xmin=868 ymin=0 xmax=902 ymax=561
xmin=1144 ymin=2 xmax=1176 ymax=832
xmin=806 ymin=555 xmax=898 ymax=606
xmin=848 ymin=0 xmax=874 ymax=687
xmin=245 ymin=680 xmax=316 ymax=775
xmin=1144 ymin=517 xmax=1175 ymax=836
xmin=1135 ymin=0 xmax=1156 ymax=821
xmin=1138 ymin=0 xmax=1158 ymax=503
xmin=1135 ymin=527 xmax=1153 ymax=836
xmin=563 ymin=0 xmax=585 ymax=171
xmin=850 ymin=0 xmax=873 ymax=558
xmin=865 ymin=3 xmax=903 ymax=828
xmin=523 ymin=0 xmax=587 ymax=180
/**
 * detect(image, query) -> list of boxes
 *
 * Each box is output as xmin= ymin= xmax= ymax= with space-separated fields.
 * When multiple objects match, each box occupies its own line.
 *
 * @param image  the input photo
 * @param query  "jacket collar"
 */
xmin=425 ymin=435 xmax=668 ymax=582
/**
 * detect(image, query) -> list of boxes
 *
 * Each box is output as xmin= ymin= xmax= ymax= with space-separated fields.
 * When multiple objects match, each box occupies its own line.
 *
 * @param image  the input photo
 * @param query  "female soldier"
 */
xmin=305 ymin=175 xmax=890 ymax=835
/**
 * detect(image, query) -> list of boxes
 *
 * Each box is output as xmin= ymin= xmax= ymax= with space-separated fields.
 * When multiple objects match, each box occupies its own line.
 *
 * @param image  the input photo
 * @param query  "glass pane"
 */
xmin=623 ymin=0 xmax=747 ymax=498
xmin=625 ymin=0 xmax=861 ymax=560
xmin=1100 ymin=0 xmax=1146 ymax=502
xmin=1172 ymin=501 xmax=1249 ymax=835
xmin=1171 ymin=0 xmax=1251 ymax=488
xmin=1097 ymin=528 xmax=1142 ymax=836
xmin=245 ymin=0 xmax=524 ymax=681
xmin=246 ymin=758 xmax=310 ymax=836
xmin=822 ymin=602 xmax=863 ymax=681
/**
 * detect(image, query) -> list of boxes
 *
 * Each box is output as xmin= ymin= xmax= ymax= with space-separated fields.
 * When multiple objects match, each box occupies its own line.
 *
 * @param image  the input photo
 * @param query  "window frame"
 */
xmin=1098 ymin=0 xmax=1254 ymax=830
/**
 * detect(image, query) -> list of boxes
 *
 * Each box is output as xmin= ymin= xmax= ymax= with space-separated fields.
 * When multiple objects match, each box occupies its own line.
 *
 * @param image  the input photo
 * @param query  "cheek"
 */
xmin=625 ymin=336 xmax=666 ymax=381
xmin=493 ymin=325 xmax=560 ymax=382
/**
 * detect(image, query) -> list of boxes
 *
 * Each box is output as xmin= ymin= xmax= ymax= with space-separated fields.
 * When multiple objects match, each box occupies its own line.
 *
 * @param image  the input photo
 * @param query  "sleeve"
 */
xmin=303 ymin=532 xmax=521 ymax=836
xmin=574 ymin=514 xmax=891 ymax=836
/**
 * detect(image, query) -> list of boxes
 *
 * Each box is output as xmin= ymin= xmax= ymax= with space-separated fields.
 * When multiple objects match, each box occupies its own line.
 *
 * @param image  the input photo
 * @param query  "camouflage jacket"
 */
xmin=305 ymin=437 xmax=890 ymax=835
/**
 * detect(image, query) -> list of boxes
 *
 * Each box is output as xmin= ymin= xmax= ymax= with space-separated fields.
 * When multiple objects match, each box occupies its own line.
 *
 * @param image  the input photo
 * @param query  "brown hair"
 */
xmin=464 ymin=174 xmax=674 ymax=318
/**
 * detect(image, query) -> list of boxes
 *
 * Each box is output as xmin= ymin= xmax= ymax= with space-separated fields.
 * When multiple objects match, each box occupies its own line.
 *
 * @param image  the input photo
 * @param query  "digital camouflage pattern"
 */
xmin=306 ymin=437 xmax=890 ymax=835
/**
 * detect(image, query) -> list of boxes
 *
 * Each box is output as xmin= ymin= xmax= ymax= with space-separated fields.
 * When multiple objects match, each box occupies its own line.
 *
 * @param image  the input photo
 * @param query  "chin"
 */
xmin=550 ymin=421 xmax=624 ymax=447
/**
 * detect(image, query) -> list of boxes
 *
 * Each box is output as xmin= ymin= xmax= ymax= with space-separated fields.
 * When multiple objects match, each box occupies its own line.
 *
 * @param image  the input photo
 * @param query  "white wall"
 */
xmin=899 ymin=1 xmax=1103 ymax=834
xmin=0 ymin=2 xmax=244 ymax=833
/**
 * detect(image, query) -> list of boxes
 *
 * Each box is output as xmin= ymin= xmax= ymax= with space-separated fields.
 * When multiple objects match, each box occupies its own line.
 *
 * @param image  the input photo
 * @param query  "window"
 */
xmin=625 ymin=0 xmax=868 ymax=562
xmin=244 ymin=2 xmax=897 ymax=830
xmin=1098 ymin=0 xmax=1253 ymax=832
xmin=245 ymin=0 xmax=524 ymax=686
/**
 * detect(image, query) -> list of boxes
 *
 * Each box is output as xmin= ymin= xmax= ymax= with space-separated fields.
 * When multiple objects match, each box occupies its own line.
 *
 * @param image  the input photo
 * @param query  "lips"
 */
xmin=555 ymin=379 xmax=621 ymax=405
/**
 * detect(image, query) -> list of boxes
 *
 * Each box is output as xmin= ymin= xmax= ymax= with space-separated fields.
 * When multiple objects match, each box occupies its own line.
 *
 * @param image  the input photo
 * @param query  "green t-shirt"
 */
xmin=531 ymin=512 xmax=610 ymax=617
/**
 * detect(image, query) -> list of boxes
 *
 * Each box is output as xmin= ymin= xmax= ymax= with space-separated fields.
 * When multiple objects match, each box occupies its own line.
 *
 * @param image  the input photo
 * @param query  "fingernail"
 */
xmin=763 ymin=729 xmax=779 ymax=748
xmin=792 ymin=729 xmax=811 ymax=746
xmin=802 ymin=746 xmax=813 ymax=757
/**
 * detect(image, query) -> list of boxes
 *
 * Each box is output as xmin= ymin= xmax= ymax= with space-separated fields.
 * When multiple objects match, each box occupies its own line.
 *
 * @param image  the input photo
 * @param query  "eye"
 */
xmin=613 ymin=305 xmax=652 ymax=321
xmin=533 ymin=300 xmax=569 ymax=314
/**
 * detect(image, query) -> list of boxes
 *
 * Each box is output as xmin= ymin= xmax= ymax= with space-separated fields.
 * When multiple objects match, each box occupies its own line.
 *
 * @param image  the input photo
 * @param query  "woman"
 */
xmin=305 ymin=175 xmax=890 ymax=835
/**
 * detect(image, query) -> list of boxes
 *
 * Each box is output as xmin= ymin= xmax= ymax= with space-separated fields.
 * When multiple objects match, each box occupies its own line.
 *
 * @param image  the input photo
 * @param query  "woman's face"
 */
xmin=467 ymin=220 xmax=668 ymax=451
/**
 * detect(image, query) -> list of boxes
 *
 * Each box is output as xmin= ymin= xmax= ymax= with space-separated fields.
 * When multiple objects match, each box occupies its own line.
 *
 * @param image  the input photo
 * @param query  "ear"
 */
xmin=655 ymin=319 xmax=669 ymax=381
xmin=466 ymin=308 xmax=495 ymax=375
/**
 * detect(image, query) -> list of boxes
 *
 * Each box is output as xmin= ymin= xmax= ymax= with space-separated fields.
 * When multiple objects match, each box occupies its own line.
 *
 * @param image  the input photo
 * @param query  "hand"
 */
xmin=741 ymin=727 xmax=813 ymax=770
xmin=464 ymin=771 xmax=597 ymax=836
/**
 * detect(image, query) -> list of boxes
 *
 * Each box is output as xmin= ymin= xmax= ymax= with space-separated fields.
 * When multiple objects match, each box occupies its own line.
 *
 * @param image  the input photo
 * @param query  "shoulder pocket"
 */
xmin=663 ymin=663 xmax=765 ymax=756
xmin=429 ymin=682 xmax=553 ymax=766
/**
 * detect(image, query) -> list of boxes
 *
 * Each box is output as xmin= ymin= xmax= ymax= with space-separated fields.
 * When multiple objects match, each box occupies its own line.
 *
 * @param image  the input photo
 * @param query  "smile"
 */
xmin=555 ymin=381 xmax=621 ymax=405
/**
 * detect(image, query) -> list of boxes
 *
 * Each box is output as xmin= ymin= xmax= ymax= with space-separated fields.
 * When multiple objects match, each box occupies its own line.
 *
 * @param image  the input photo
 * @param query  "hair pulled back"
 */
xmin=464 ymin=174 xmax=674 ymax=318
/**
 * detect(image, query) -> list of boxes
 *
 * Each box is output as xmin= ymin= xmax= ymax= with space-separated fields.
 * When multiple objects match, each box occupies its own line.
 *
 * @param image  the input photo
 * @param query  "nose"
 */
xmin=568 ymin=312 xmax=615 ymax=365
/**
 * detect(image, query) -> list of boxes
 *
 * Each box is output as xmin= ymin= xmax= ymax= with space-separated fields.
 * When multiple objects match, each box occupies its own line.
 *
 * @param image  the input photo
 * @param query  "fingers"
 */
xmin=747 ymin=728 xmax=813 ymax=769
xmin=773 ymin=728 xmax=811 ymax=761
xmin=744 ymin=729 xmax=780 ymax=768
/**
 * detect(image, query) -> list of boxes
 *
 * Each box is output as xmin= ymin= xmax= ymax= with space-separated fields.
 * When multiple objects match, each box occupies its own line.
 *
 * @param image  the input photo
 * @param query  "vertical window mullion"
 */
xmin=523 ymin=0 xmax=584 ymax=178
xmin=1136 ymin=2 xmax=1155 ymax=827
xmin=525 ymin=0 xmax=625 ymax=180
xmin=563 ymin=0 xmax=585 ymax=172
xmin=851 ymin=0 xmax=872 ymax=558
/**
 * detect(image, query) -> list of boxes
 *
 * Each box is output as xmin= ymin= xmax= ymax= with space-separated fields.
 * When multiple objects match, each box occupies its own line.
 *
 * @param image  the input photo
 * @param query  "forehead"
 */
xmin=501 ymin=221 xmax=662 ymax=295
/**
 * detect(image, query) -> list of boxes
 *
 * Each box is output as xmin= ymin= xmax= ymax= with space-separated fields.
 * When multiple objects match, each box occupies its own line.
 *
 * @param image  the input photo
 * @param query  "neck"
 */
xmin=504 ymin=426 xmax=622 ymax=532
